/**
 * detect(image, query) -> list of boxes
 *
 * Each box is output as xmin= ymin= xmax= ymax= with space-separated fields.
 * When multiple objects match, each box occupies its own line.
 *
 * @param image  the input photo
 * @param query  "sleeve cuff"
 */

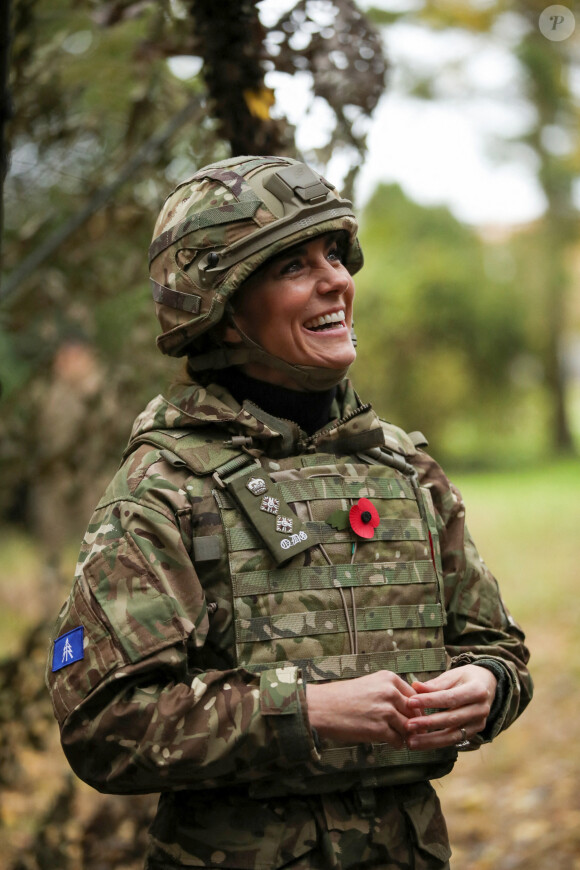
xmin=259 ymin=666 xmax=319 ymax=763
xmin=449 ymin=654 xmax=512 ymax=743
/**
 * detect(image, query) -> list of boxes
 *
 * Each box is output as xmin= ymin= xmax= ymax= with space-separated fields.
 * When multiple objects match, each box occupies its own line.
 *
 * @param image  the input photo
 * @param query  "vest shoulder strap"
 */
xmin=123 ymin=428 xmax=247 ymax=476
xmin=408 ymin=430 xmax=429 ymax=449
xmin=379 ymin=420 xmax=420 ymax=457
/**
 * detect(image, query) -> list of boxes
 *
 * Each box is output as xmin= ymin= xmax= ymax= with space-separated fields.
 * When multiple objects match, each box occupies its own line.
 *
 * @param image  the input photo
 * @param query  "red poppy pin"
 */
xmin=349 ymin=497 xmax=380 ymax=539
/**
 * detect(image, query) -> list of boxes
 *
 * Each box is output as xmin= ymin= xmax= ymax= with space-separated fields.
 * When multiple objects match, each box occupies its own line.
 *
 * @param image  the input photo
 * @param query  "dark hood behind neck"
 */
xmin=214 ymin=368 xmax=337 ymax=436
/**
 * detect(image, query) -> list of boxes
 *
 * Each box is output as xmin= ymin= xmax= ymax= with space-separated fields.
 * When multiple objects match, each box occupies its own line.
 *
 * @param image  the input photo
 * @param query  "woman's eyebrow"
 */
xmin=276 ymin=235 xmax=339 ymax=262
xmin=276 ymin=244 xmax=307 ymax=261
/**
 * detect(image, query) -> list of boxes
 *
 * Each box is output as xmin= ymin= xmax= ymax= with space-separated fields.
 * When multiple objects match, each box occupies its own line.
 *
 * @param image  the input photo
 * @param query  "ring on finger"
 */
xmin=456 ymin=727 xmax=469 ymax=748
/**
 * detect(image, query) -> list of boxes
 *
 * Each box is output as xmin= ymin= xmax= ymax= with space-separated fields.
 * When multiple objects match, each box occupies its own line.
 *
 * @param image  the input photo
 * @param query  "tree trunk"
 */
xmin=544 ymin=222 xmax=575 ymax=454
xmin=189 ymin=0 xmax=287 ymax=156
xmin=0 ymin=0 xmax=13 ymax=267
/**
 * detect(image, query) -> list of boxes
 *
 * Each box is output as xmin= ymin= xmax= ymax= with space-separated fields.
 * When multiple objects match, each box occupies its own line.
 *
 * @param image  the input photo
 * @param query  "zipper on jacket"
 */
xmin=297 ymin=403 xmax=372 ymax=453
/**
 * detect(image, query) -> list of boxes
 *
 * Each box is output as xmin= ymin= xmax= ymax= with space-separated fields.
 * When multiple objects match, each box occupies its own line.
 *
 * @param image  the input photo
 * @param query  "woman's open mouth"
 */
xmin=304 ymin=309 xmax=346 ymax=332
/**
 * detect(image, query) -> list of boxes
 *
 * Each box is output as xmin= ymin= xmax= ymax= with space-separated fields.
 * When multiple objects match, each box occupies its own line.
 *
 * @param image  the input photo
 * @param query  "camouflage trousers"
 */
xmin=146 ymin=780 xmax=451 ymax=869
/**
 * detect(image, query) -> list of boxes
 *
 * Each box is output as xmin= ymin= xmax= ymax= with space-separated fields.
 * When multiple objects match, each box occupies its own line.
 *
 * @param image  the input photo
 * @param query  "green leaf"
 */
xmin=326 ymin=509 xmax=349 ymax=531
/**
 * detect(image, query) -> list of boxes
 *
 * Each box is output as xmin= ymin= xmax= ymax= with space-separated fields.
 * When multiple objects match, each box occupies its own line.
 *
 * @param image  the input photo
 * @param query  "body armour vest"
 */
xmin=128 ymin=425 xmax=458 ymax=797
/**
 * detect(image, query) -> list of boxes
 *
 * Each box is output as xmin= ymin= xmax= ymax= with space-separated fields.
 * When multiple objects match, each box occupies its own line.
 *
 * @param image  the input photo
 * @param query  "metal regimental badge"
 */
xmin=276 ymin=515 xmax=294 ymax=534
xmin=246 ymin=477 xmax=268 ymax=496
xmin=260 ymin=495 xmax=280 ymax=515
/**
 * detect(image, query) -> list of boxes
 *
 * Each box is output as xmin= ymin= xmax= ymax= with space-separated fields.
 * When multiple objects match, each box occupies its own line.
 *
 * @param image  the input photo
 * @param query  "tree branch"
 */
xmin=0 ymin=97 xmax=202 ymax=305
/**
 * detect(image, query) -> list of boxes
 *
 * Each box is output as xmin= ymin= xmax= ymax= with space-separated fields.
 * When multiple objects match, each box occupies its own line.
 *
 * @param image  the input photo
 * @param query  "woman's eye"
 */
xmin=280 ymin=258 xmax=303 ymax=275
xmin=327 ymin=245 xmax=344 ymax=262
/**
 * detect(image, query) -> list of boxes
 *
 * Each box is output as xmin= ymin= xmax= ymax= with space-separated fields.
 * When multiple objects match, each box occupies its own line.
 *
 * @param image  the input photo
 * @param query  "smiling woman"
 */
xmin=46 ymin=155 xmax=533 ymax=870
xmin=222 ymin=233 xmax=356 ymax=389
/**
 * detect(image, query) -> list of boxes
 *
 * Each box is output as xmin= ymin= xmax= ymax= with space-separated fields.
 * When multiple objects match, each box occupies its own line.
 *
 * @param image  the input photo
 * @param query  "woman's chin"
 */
xmin=300 ymin=334 xmax=356 ymax=370
xmin=314 ymin=345 xmax=357 ymax=371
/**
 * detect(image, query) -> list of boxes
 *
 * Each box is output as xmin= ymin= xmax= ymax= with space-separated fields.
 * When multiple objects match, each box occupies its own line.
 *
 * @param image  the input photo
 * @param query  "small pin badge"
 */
xmin=260 ymin=495 xmax=280 ymax=515
xmin=246 ymin=477 xmax=268 ymax=496
xmin=276 ymin=515 xmax=294 ymax=534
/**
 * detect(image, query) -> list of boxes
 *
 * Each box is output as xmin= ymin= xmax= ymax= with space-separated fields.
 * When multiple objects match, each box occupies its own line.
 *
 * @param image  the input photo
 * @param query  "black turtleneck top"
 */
xmin=215 ymin=368 xmax=337 ymax=436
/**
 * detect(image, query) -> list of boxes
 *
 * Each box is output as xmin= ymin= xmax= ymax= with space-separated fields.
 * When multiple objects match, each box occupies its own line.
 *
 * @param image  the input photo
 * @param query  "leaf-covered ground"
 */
xmin=0 ymin=460 xmax=578 ymax=869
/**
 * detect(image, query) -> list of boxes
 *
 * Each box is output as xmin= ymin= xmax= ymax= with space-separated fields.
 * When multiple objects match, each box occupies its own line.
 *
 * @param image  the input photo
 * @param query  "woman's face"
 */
xmin=225 ymin=233 xmax=356 ymax=390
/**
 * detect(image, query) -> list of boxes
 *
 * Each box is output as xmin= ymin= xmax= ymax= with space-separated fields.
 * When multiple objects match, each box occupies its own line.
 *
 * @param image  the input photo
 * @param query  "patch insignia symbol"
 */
xmin=260 ymin=495 xmax=280 ymax=515
xmin=276 ymin=515 xmax=294 ymax=534
xmin=246 ymin=477 xmax=268 ymax=496
xmin=52 ymin=626 xmax=84 ymax=672
xmin=280 ymin=531 xmax=308 ymax=550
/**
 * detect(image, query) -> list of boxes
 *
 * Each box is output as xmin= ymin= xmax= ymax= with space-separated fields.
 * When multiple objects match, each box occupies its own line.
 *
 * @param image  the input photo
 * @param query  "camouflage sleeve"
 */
xmin=47 ymin=484 xmax=318 ymax=795
xmin=413 ymin=451 xmax=533 ymax=744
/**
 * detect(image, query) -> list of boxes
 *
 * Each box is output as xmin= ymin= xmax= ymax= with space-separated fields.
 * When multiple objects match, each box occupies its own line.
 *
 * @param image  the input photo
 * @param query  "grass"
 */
xmin=452 ymin=458 xmax=580 ymax=623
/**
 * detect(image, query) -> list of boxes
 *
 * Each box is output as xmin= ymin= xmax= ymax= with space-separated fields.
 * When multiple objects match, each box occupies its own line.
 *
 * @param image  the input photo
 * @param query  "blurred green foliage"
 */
xmin=352 ymin=183 xmax=546 ymax=465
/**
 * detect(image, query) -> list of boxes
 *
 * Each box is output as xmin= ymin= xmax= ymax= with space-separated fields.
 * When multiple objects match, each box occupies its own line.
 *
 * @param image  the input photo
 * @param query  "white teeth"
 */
xmin=304 ymin=309 xmax=345 ymax=330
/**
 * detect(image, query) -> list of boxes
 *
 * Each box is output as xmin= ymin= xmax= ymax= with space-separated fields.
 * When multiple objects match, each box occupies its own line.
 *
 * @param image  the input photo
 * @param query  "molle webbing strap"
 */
xmin=196 ymin=156 xmax=288 ymax=186
xmin=192 ymin=536 xmax=222 ymax=563
xmin=245 ymin=647 xmax=447 ymax=682
xmin=150 ymin=280 xmax=201 ymax=313
xmin=213 ymin=476 xmax=415 ymax=508
xmin=407 ymin=480 xmax=446 ymax=622
xmin=226 ymin=518 xmax=425 ymax=553
xmin=236 ymin=603 xmax=445 ymax=645
xmin=214 ymin=452 xmax=258 ymax=481
xmin=319 ymin=743 xmax=456 ymax=771
xmin=417 ymin=485 xmax=445 ymax=580
xmin=231 ymin=560 xmax=437 ymax=597
xmin=148 ymin=198 xmax=262 ymax=263
xmin=362 ymin=446 xmax=416 ymax=475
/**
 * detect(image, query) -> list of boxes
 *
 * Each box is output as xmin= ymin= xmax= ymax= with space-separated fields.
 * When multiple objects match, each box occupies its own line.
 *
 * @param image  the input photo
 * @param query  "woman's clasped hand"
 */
xmin=307 ymin=664 xmax=497 ymax=750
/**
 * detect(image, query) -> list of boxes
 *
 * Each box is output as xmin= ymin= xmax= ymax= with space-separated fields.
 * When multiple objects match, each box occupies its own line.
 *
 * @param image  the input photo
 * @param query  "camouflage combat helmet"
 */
xmin=149 ymin=155 xmax=363 ymax=388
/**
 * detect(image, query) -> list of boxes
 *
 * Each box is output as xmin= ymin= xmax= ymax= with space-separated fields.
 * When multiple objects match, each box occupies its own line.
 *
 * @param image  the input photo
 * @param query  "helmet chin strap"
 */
xmin=187 ymin=318 xmax=352 ymax=391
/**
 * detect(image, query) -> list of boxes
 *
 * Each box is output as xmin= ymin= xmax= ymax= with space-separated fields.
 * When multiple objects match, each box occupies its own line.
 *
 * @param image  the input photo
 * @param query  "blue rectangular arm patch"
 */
xmin=52 ymin=626 xmax=84 ymax=672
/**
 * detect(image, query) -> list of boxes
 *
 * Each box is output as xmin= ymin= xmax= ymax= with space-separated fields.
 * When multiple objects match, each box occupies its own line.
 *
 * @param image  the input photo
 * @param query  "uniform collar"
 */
xmin=130 ymin=378 xmax=385 ymax=458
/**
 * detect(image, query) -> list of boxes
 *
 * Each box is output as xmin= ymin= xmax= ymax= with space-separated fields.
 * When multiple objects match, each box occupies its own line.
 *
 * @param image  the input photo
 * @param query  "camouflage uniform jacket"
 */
xmin=47 ymin=379 xmax=532 ymax=864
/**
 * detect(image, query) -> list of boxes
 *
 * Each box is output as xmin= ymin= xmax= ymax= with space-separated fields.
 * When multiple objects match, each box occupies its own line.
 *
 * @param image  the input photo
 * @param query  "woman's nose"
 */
xmin=315 ymin=259 xmax=350 ymax=294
